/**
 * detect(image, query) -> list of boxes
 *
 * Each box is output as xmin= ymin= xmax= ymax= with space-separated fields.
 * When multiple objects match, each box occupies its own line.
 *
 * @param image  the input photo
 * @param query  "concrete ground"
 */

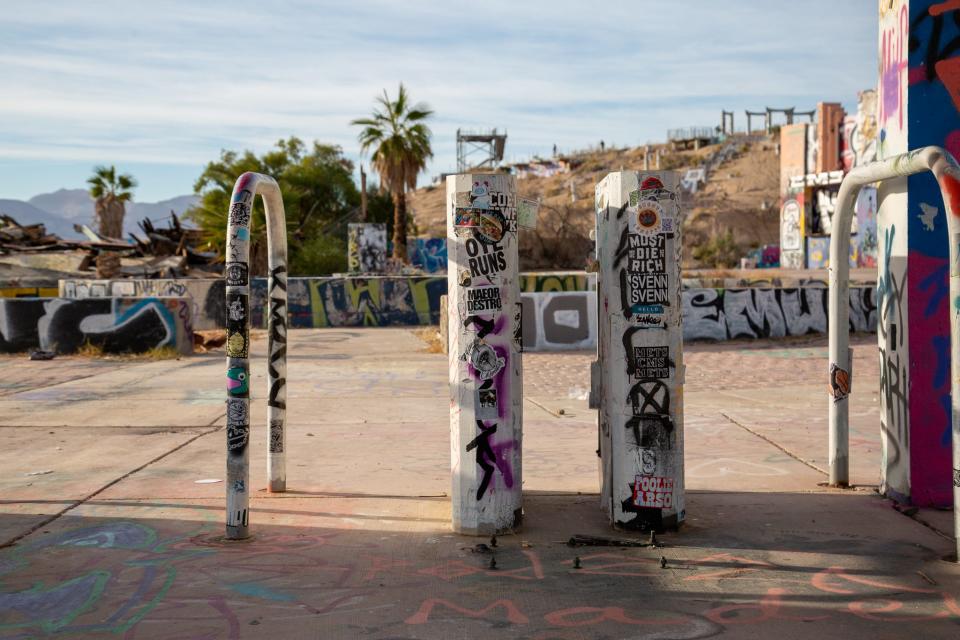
xmin=0 ymin=328 xmax=957 ymax=639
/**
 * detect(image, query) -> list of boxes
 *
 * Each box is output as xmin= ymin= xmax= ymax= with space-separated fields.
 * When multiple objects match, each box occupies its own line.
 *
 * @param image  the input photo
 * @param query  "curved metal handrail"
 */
xmin=828 ymin=146 xmax=960 ymax=561
xmin=224 ymin=171 xmax=288 ymax=540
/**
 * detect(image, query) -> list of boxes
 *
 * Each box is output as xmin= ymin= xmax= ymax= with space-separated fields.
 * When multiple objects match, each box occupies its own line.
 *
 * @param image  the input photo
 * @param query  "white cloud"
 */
xmin=0 ymin=0 xmax=876 ymax=197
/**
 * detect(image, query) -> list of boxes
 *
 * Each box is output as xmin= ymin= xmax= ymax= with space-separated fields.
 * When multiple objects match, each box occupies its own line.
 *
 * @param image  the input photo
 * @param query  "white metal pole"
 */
xmin=447 ymin=173 xmax=523 ymax=535
xmin=225 ymin=172 xmax=288 ymax=540
xmin=828 ymin=146 xmax=960 ymax=561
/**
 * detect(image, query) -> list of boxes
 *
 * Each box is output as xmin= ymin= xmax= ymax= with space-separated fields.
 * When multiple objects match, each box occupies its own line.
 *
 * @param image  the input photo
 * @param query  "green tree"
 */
xmin=86 ymin=165 xmax=137 ymax=239
xmin=351 ymin=83 xmax=433 ymax=261
xmin=186 ymin=138 xmax=360 ymax=275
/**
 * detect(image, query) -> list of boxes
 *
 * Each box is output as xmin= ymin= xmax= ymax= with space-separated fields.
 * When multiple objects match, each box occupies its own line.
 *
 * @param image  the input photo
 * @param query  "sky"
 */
xmin=1 ymin=1 xmax=877 ymax=203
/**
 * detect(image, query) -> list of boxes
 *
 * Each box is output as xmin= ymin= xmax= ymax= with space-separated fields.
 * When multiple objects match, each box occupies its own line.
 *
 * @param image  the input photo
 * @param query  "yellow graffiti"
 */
xmin=0 ymin=287 xmax=58 ymax=298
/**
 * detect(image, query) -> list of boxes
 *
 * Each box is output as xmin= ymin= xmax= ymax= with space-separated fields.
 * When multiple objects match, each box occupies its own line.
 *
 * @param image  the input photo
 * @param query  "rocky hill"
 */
xmin=408 ymin=133 xmax=780 ymax=269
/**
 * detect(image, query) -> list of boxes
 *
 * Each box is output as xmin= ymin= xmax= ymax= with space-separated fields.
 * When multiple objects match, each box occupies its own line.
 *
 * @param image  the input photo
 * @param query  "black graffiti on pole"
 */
xmin=466 ymin=421 xmax=498 ymax=500
xmin=267 ymin=264 xmax=287 ymax=411
xmin=613 ymin=227 xmax=634 ymax=318
xmin=625 ymin=378 xmax=673 ymax=451
xmin=463 ymin=314 xmax=495 ymax=339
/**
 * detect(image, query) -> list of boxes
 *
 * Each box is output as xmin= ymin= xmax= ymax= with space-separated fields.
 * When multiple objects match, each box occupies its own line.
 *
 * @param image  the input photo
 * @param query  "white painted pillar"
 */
xmin=447 ymin=173 xmax=523 ymax=535
xmin=595 ymin=171 xmax=685 ymax=531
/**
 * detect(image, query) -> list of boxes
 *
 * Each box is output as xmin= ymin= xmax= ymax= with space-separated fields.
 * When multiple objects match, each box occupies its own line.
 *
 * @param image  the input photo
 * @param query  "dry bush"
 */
xmin=519 ymin=202 xmax=593 ymax=270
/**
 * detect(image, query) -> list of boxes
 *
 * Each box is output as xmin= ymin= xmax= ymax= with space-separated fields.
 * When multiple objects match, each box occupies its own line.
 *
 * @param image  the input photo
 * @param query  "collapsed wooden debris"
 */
xmin=0 ymin=212 xmax=220 ymax=279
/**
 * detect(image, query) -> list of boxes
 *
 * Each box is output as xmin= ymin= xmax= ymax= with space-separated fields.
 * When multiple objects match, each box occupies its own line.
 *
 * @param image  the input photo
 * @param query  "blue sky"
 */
xmin=1 ymin=1 xmax=877 ymax=202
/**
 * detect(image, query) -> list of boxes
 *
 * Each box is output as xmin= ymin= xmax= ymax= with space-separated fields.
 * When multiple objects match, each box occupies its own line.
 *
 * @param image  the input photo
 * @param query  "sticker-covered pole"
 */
xmin=225 ymin=171 xmax=288 ymax=540
xmin=447 ymin=173 xmax=523 ymax=535
xmin=594 ymin=171 xmax=684 ymax=531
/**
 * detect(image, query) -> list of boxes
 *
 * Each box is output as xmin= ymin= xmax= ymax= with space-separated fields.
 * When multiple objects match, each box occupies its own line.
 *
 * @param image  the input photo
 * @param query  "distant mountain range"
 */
xmin=0 ymin=189 xmax=200 ymax=239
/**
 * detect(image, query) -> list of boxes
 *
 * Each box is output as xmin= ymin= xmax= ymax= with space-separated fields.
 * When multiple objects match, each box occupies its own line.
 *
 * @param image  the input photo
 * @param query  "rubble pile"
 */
xmin=0 ymin=212 xmax=220 ymax=279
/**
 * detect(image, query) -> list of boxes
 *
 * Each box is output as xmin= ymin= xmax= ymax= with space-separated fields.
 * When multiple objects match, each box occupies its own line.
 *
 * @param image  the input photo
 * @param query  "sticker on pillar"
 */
xmin=227 ymin=367 xmax=249 ymax=396
xmin=954 ymin=468 xmax=960 ymax=487
xmin=226 ymin=399 xmax=249 ymax=453
xmin=227 ymin=293 xmax=248 ymax=325
xmin=632 ymin=475 xmax=674 ymax=508
xmin=513 ymin=302 xmax=523 ymax=351
xmin=465 ymin=285 xmax=502 ymax=314
xmin=459 ymin=270 xmax=472 ymax=287
xmin=455 ymin=191 xmax=471 ymax=207
xmin=639 ymin=448 xmax=657 ymax=475
xmin=829 ymin=363 xmax=850 ymax=402
xmin=232 ymin=188 xmax=253 ymax=206
xmin=518 ymin=198 xmax=539 ymax=229
xmin=470 ymin=181 xmax=492 ymax=208
xmin=633 ymin=346 xmax=670 ymax=379
xmin=475 ymin=210 xmax=506 ymax=244
xmin=463 ymin=340 xmax=505 ymax=380
xmin=225 ymin=262 xmax=249 ymax=287
xmin=229 ymin=201 xmax=251 ymax=227
xmin=634 ymin=202 xmax=663 ymax=234
xmin=476 ymin=388 xmax=498 ymax=420
xmin=625 ymin=233 xmax=668 ymax=313
xmin=227 ymin=331 xmax=248 ymax=358
xmin=637 ymin=176 xmax=676 ymax=202
xmin=661 ymin=216 xmax=675 ymax=234
xmin=269 ymin=419 xmax=283 ymax=453
xmin=465 ymin=237 xmax=507 ymax=278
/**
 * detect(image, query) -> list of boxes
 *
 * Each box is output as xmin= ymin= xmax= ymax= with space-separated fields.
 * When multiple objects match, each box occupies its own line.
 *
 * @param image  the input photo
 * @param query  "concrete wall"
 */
xmin=0 ymin=297 xmax=193 ymax=354
xmin=816 ymin=102 xmax=845 ymax=173
xmin=58 ymin=276 xmax=877 ymax=350
xmin=876 ymin=0 xmax=958 ymax=506
xmin=517 ymin=286 xmax=877 ymax=351
xmin=60 ymin=279 xmax=224 ymax=331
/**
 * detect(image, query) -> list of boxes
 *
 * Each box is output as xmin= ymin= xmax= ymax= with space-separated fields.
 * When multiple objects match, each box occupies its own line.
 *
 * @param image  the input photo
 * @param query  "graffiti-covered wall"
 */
xmin=0 ymin=297 xmax=193 ymax=354
xmin=876 ymin=0 xmax=959 ymax=506
xmin=60 ymin=279 xmax=225 ymax=330
xmin=407 ymin=237 xmax=448 ymax=273
xmin=518 ymin=286 xmax=877 ymax=351
xmin=347 ymin=223 xmax=387 ymax=273
xmin=249 ymin=276 xmax=446 ymax=328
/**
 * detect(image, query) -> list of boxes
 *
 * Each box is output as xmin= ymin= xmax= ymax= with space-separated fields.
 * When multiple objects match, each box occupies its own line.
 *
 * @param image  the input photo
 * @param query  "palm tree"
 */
xmin=87 ymin=165 xmax=137 ymax=239
xmin=351 ymin=84 xmax=433 ymax=261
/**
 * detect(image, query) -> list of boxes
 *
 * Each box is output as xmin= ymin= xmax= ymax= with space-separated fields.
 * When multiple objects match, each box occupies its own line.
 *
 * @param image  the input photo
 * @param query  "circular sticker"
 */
xmin=635 ymin=200 xmax=663 ymax=233
xmin=475 ymin=210 xmax=506 ymax=244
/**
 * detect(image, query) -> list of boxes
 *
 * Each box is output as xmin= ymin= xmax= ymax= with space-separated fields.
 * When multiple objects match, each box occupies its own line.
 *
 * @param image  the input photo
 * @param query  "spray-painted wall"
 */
xmin=876 ymin=0 xmax=959 ymax=506
xmin=60 ymin=279 xmax=225 ymax=330
xmin=347 ymin=223 xmax=387 ymax=273
xmin=0 ymin=285 xmax=58 ymax=298
xmin=0 ymin=297 xmax=193 ymax=354
xmin=407 ymin=237 xmax=448 ymax=273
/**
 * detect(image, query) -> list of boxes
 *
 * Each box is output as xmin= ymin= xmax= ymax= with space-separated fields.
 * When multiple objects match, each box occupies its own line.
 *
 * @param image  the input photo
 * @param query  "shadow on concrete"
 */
xmin=1 ymin=491 xmax=957 ymax=639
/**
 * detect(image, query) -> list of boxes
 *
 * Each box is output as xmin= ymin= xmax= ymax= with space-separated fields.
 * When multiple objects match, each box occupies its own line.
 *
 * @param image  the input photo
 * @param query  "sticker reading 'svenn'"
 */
xmin=626 ymin=233 xmax=668 ymax=311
